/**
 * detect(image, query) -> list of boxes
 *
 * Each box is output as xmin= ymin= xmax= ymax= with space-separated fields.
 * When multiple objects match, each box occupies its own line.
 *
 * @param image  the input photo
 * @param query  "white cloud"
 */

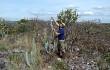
xmin=96 ymin=6 xmax=103 ymax=9
xmin=69 ymin=4 xmax=75 ymax=8
xmin=77 ymin=12 xmax=81 ymax=15
xmin=93 ymin=6 xmax=110 ymax=11
xmin=81 ymin=11 xmax=94 ymax=16
xmin=65 ymin=4 xmax=78 ymax=10
xmin=83 ymin=11 xmax=94 ymax=15
xmin=30 ymin=11 xmax=56 ymax=16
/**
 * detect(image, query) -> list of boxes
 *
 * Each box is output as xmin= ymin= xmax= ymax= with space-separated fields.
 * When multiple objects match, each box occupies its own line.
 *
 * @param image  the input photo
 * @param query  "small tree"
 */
xmin=57 ymin=9 xmax=79 ymax=46
xmin=18 ymin=19 xmax=28 ymax=24
xmin=57 ymin=8 xmax=79 ymax=26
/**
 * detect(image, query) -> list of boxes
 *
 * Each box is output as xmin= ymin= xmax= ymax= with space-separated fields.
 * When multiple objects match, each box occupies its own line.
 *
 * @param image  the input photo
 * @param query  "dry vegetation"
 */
xmin=0 ymin=19 xmax=110 ymax=70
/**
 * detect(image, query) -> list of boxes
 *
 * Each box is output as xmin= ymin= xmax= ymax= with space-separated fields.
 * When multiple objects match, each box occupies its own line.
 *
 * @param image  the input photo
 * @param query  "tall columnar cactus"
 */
xmin=45 ymin=40 xmax=49 ymax=53
xmin=31 ymin=38 xmax=37 ymax=65
xmin=50 ymin=18 xmax=55 ymax=51
xmin=50 ymin=18 xmax=54 ymax=40
xmin=43 ymin=28 xmax=50 ymax=53
xmin=50 ymin=18 xmax=54 ymax=30
xmin=25 ymin=37 xmax=38 ymax=67
xmin=30 ymin=51 xmax=34 ymax=65
xmin=32 ymin=37 xmax=37 ymax=56
xmin=25 ymin=49 xmax=30 ymax=67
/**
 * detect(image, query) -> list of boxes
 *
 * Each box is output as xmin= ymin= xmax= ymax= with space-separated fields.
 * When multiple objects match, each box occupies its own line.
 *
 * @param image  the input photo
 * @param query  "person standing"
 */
xmin=51 ymin=17 xmax=65 ymax=58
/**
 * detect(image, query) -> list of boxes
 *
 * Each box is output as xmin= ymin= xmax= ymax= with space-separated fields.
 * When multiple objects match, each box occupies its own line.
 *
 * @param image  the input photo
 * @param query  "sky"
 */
xmin=0 ymin=0 xmax=110 ymax=23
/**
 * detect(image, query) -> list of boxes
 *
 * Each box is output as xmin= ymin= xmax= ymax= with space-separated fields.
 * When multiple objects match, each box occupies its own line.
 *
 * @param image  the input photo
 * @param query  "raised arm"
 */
xmin=51 ymin=17 xmax=59 ymax=26
xmin=53 ymin=29 xmax=60 ymax=36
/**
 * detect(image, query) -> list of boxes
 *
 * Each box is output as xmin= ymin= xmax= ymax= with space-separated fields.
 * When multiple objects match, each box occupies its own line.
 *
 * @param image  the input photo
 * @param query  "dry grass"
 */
xmin=0 ymin=22 xmax=110 ymax=70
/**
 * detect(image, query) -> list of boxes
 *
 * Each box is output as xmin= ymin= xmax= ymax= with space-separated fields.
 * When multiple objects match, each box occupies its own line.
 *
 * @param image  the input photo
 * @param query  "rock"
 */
xmin=13 ymin=49 xmax=19 ymax=53
xmin=48 ymin=66 xmax=51 ymax=68
xmin=0 ymin=51 xmax=4 ymax=58
xmin=57 ymin=58 xmax=61 ymax=61
xmin=67 ymin=54 xmax=100 ymax=70
xmin=0 ymin=60 xmax=5 ymax=69
xmin=0 ymin=58 xmax=9 ymax=70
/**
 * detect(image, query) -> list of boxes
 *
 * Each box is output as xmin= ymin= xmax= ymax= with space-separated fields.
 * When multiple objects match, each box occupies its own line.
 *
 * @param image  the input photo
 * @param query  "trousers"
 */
xmin=57 ymin=40 xmax=65 ymax=54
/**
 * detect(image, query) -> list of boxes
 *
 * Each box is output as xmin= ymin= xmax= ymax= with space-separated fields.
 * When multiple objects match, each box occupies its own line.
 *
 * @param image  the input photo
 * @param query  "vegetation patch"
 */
xmin=0 ymin=44 xmax=7 ymax=51
xmin=54 ymin=60 xmax=68 ymax=70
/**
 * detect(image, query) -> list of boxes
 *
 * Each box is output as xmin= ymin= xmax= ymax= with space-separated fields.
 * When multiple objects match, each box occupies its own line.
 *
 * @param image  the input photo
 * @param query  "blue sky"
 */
xmin=0 ymin=0 xmax=110 ymax=23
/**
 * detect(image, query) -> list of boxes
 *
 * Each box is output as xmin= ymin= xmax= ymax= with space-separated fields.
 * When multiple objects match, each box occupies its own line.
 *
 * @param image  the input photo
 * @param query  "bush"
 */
xmin=55 ymin=60 xmax=68 ymax=70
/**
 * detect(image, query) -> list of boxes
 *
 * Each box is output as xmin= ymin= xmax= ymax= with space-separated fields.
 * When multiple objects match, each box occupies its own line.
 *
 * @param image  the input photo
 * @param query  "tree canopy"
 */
xmin=57 ymin=8 xmax=79 ymax=25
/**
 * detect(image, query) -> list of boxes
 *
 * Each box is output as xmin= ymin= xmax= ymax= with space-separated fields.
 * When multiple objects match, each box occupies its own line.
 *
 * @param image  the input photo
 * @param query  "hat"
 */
xmin=62 ymin=23 xmax=65 ymax=27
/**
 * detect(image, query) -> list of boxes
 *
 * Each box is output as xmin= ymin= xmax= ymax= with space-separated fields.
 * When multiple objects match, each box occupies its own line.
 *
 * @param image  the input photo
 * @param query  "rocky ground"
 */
xmin=66 ymin=52 xmax=102 ymax=70
xmin=0 ymin=48 xmax=110 ymax=70
xmin=0 ymin=49 xmax=25 ymax=70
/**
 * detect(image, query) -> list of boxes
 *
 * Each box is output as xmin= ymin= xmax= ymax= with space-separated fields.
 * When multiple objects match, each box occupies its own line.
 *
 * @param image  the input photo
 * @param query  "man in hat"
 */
xmin=51 ymin=17 xmax=65 ymax=58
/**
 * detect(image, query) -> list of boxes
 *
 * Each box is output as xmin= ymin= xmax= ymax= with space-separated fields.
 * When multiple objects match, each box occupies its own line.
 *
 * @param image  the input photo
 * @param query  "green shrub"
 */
xmin=55 ymin=60 xmax=68 ymax=70
xmin=0 ymin=44 xmax=7 ymax=51
xmin=104 ymin=52 xmax=110 ymax=64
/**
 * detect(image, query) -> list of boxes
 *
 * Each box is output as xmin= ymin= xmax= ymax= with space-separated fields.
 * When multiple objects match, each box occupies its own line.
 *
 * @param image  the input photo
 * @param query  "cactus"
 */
xmin=30 ymin=51 xmax=33 ymax=63
xmin=45 ymin=40 xmax=49 ymax=53
xmin=50 ymin=18 xmax=54 ymax=30
xmin=43 ymin=28 xmax=50 ymax=53
xmin=26 ymin=50 xmax=30 ymax=67
xmin=25 ymin=37 xmax=41 ymax=69
xmin=32 ymin=38 xmax=37 ymax=56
